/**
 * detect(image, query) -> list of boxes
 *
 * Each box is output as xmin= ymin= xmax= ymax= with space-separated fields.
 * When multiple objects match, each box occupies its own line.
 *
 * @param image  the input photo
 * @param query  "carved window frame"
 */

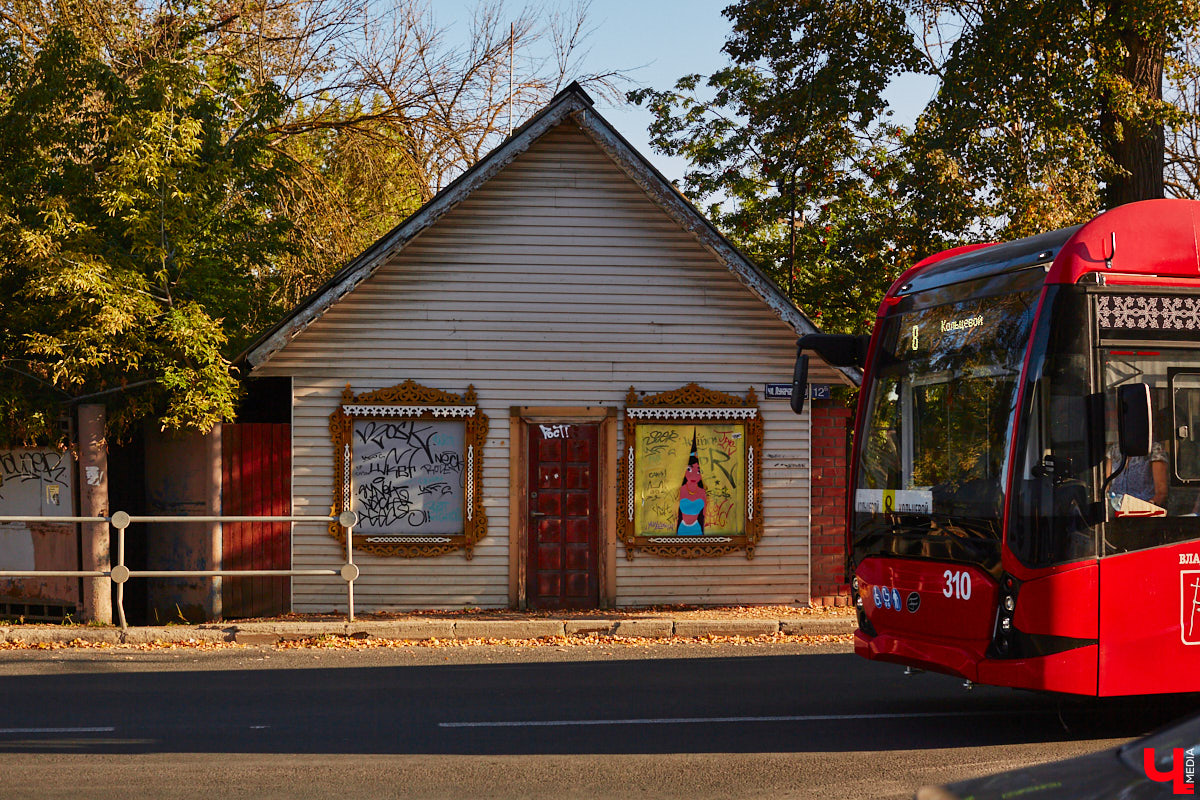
xmin=617 ymin=383 xmax=764 ymax=559
xmin=329 ymin=381 xmax=488 ymax=558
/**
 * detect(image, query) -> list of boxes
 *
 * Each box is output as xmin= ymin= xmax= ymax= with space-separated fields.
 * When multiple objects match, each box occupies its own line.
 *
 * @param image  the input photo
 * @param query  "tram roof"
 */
xmin=893 ymin=199 xmax=1200 ymax=299
xmin=896 ymin=225 xmax=1080 ymax=297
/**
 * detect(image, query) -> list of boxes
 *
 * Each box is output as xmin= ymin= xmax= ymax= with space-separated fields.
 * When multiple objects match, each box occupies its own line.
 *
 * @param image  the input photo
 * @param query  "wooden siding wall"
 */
xmin=254 ymin=121 xmax=844 ymax=611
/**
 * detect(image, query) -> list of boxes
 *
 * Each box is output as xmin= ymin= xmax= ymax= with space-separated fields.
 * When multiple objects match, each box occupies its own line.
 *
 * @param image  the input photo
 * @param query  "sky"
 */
xmin=437 ymin=0 xmax=937 ymax=186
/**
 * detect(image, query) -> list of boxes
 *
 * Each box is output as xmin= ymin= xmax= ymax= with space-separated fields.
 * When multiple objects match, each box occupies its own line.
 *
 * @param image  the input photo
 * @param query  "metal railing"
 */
xmin=0 ymin=510 xmax=360 ymax=629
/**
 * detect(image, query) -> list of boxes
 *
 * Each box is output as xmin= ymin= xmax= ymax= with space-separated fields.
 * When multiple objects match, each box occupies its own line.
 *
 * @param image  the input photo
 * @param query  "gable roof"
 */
xmin=242 ymin=83 xmax=856 ymax=384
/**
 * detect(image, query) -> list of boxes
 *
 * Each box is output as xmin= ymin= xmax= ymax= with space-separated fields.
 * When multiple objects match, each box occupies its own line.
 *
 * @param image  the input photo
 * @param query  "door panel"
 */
xmin=1093 ymin=307 xmax=1200 ymax=694
xmin=222 ymin=423 xmax=290 ymax=618
xmin=1099 ymin=542 xmax=1200 ymax=695
xmin=528 ymin=423 xmax=599 ymax=609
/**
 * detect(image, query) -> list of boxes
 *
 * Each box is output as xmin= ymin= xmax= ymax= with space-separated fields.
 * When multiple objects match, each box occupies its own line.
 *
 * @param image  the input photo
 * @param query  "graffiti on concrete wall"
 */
xmin=0 ymin=449 xmax=77 ymax=602
xmin=0 ymin=450 xmax=69 ymax=501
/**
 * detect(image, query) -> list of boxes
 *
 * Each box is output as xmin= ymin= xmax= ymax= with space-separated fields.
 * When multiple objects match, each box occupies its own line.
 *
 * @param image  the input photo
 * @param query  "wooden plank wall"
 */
xmin=254 ymin=121 xmax=845 ymax=611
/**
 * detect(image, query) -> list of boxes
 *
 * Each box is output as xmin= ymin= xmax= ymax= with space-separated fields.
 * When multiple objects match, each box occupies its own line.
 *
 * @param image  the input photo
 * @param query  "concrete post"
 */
xmin=78 ymin=404 xmax=111 ymax=624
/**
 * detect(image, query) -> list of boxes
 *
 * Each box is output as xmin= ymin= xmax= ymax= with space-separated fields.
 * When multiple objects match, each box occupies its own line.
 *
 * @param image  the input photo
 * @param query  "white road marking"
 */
xmin=0 ymin=726 xmax=116 ymax=735
xmin=439 ymin=709 xmax=1029 ymax=729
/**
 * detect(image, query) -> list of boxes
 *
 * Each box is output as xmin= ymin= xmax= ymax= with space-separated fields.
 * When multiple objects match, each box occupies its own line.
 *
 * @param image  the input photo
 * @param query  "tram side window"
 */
xmin=1102 ymin=351 xmax=1200 ymax=555
xmin=1177 ymin=374 xmax=1200 ymax=484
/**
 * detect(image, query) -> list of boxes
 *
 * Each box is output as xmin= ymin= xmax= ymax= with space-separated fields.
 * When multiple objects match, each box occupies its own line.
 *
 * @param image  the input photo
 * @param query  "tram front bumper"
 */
xmin=854 ymin=629 xmax=980 ymax=681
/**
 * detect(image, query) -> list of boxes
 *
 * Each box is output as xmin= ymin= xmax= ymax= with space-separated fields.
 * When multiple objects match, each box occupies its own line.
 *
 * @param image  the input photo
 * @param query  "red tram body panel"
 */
xmin=804 ymin=200 xmax=1200 ymax=696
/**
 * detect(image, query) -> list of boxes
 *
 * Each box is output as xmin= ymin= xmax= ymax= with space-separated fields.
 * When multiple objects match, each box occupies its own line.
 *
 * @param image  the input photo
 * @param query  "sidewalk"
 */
xmin=0 ymin=606 xmax=856 ymax=646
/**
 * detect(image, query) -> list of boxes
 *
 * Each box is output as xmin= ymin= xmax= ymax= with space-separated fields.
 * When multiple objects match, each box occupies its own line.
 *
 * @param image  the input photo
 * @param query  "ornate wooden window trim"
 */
xmin=329 ymin=380 xmax=489 ymax=558
xmin=617 ymin=383 xmax=764 ymax=560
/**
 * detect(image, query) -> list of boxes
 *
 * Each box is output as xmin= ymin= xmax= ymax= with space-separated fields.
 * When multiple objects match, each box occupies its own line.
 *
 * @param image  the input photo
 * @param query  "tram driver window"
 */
xmin=1102 ymin=351 xmax=1200 ymax=554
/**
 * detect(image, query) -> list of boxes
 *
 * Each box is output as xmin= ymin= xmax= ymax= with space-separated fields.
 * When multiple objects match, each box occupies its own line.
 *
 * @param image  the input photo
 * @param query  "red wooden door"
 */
xmin=222 ymin=423 xmax=290 ymax=618
xmin=528 ymin=423 xmax=600 ymax=609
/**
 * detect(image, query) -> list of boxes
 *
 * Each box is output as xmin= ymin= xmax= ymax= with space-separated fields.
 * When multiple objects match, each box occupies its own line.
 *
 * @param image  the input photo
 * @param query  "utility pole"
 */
xmin=78 ymin=404 xmax=111 ymax=624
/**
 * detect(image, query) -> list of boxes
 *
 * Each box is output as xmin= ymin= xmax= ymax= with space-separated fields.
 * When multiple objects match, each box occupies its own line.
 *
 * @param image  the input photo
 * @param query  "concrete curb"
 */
xmin=0 ymin=616 xmax=856 ymax=646
xmin=673 ymin=620 xmax=779 ymax=638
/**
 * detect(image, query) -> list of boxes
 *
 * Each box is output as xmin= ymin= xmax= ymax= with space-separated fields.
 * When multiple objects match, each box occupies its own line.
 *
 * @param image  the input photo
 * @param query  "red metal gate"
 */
xmin=221 ymin=423 xmax=290 ymax=618
xmin=527 ymin=423 xmax=600 ymax=609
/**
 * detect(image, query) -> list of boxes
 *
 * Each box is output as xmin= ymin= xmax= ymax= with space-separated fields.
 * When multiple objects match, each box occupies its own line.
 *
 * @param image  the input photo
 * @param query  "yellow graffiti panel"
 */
xmin=633 ymin=423 xmax=746 ymax=537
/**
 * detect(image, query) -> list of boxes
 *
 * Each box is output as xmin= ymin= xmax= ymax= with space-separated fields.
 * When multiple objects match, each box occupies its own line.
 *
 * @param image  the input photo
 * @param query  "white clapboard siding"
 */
xmin=255 ymin=121 xmax=843 ymax=612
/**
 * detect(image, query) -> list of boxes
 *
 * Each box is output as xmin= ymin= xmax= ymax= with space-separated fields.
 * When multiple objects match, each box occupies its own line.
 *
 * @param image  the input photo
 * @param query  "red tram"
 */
xmin=796 ymin=199 xmax=1200 ymax=696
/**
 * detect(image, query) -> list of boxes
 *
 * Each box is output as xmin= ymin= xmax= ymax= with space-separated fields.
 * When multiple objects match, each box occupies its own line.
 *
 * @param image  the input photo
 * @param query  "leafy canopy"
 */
xmin=0 ymin=17 xmax=294 ymax=443
xmin=632 ymin=0 xmax=1200 ymax=334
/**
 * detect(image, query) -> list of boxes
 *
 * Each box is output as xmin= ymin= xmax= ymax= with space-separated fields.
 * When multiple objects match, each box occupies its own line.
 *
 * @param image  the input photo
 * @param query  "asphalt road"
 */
xmin=0 ymin=641 xmax=1195 ymax=799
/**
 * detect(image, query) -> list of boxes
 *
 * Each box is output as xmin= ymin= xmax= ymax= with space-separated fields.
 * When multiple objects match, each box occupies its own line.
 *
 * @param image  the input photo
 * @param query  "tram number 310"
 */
xmin=943 ymin=569 xmax=973 ymax=601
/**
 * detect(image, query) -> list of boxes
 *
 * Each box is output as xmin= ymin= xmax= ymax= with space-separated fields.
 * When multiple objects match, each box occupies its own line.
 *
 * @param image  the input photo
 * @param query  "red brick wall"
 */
xmin=810 ymin=400 xmax=852 ymax=606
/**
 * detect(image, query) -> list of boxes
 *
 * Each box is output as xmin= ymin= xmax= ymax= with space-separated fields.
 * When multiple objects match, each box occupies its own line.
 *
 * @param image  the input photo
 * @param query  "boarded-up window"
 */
xmin=618 ymin=384 xmax=763 ymax=559
xmin=330 ymin=381 xmax=488 ymax=558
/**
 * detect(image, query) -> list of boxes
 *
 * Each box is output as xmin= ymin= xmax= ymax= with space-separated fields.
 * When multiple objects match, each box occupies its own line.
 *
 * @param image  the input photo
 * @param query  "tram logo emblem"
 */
xmin=1183 ymin=571 xmax=1200 ymax=646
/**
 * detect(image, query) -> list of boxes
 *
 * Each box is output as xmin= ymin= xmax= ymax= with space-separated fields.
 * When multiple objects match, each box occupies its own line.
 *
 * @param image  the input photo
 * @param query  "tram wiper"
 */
xmin=930 ymin=515 xmax=999 ymax=540
xmin=860 ymin=517 xmax=936 ymax=538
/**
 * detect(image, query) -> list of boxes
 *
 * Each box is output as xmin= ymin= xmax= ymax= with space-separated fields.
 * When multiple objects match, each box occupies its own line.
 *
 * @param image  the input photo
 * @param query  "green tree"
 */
xmin=632 ymin=0 xmax=1200 ymax=333
xmin=909 ymin=0 xmax=1199 ymax=238
xmin=0 ymin=22 xmax=294 ymax=444
xmin=630 ymin=0 xmax=923 ymax=334
xmin=0 ymin=0 xmax=628 ymax=443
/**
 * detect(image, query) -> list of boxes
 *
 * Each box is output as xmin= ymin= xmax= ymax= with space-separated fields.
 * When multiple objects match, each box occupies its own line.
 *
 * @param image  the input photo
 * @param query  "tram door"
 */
xmin=1095 ymin=336 xmax=1200 ymax=695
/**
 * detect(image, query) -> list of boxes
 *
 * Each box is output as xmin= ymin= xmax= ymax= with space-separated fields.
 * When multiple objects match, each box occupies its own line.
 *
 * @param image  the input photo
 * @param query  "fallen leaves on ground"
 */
xmin=255 ymin=604 xmax=854 ymax=624
xmin=0 ymin=638 xmax=242 ymax=651
xmin=274 ymin=632 xmax=856 ymax=650
xmin=0 ymin=632 xmax=853 ymax=651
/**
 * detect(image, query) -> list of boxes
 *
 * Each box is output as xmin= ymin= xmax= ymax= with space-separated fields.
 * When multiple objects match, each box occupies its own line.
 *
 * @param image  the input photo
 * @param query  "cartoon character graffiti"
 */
xmin=677 ymin=433 xmax=707 ymax=536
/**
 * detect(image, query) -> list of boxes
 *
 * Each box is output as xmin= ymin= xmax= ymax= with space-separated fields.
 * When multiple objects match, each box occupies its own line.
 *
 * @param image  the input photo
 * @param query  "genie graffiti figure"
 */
xmin=676 ymin=434 xmax=707 ymax=536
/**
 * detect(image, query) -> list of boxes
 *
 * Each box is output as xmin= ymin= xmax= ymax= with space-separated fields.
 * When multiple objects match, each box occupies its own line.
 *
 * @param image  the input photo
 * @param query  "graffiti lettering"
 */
xmin=357 ymin=479 xmax=426 ymax=529
xmin=709 ymin=497 xmax=735 ymax=527
xmin=706 ymin=446 xmax=738 ymax=490
xmin=645 ymin=429 xmax=679 ymax=446
xmin=0 ymin=451 xmax=69 ymax=492
xmin=351 ymin=419 xmax=466 ymax=534
xmin=539 ymin=424 xmax=573 ymax=440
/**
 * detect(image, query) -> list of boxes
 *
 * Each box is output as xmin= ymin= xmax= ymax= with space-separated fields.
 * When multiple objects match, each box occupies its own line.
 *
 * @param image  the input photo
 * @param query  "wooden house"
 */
xmin=239 ymin=83 xmax=855 ymax=612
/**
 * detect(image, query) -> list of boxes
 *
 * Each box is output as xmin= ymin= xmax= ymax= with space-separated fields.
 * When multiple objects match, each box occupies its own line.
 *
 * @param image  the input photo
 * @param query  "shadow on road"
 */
xmin=0 ymin=651 xmax=1195 ymax=755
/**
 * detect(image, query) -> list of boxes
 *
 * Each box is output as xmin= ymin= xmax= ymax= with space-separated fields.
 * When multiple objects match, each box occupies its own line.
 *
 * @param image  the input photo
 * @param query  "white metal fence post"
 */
xmin=338 ymin=511 xmax=359 ymax=622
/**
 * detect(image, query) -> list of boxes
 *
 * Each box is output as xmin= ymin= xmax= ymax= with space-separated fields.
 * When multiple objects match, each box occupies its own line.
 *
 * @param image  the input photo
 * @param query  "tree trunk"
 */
xmin=1102 ymin=1 xmax=1166 ymax=208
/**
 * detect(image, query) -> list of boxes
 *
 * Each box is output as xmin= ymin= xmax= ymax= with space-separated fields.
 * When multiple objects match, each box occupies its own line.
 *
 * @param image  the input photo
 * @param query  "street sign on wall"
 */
xmin=764 ymin=384 xmax=830 ymax=400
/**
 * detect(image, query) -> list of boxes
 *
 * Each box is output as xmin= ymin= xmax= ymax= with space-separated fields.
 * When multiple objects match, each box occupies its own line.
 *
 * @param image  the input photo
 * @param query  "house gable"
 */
xmin=258 ymin=119 xmax=833 ymax=610
xmin=252 ymin=120 xmax=843 ymax=387
xmin=245 ymin=84 xmax=855 ymax=387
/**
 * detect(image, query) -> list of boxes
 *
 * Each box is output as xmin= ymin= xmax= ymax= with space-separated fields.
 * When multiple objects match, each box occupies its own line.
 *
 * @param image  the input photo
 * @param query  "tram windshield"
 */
xmin=854 ymin=274 xmax=1042 ymax=556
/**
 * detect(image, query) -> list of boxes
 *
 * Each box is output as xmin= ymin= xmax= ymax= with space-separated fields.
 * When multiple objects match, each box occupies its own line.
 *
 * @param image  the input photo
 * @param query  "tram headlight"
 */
xmin=1003 ymin=595 xmax=1015 ymax=612
xmin=855 ymin=594 xmax=864 ymax=609
xmin=1000 ymin=616 xmax=1012 ymax=632
xmin=852 ymin=576 xmax=860 ymax=592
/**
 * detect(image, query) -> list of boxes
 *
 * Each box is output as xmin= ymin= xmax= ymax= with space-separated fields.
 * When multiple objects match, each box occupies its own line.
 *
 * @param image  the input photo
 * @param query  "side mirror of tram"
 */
xmin=791 ymin=334 xmax=870 ymax=416
xmin=1117 ymin=383 xmax=1153 ymax=458
xmin=790 ymin=352 xmax=809 ymax=415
